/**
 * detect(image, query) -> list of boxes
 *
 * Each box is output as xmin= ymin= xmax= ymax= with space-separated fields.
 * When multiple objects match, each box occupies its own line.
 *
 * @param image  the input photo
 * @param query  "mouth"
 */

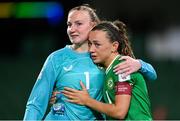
xmin=70 ymin=34 xmax=79 ymax=38
xmin=70 ymin=34 xmax=79 ymax=37
xmin=91 ymin=55 xmax=97 ymax=60
xmin=68 ymin=33 xmax=77 ymax=38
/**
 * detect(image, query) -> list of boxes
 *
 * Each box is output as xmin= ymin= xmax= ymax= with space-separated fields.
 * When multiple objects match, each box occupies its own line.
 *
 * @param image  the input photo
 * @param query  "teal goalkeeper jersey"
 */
xmin=103 ymin=55 xmax=152 ymax=120
xmin=23 ymin=45 xmax=105 ymax=120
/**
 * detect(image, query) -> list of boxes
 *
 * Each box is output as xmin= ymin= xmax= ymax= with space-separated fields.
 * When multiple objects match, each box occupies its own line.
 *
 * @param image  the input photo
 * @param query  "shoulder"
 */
xmin=43 ymin=46 xmax=69 ymax=67
xmin=51 ymin=47 xmax=68 ymax=57
xmin=131 ymin=72 xmax=144 ymax=80
xmin=48 ymin=46 xmax=69 ymax=60
xmin=129 ymin=72 xmax=147 ymax=86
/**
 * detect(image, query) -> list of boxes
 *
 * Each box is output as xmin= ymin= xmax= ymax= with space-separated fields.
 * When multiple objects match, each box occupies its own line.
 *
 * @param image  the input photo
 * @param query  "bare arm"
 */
xmin=85 ymin=93 xmax=131 ymax=119
xmin=62 ymin=81 xmax=131 ymax=119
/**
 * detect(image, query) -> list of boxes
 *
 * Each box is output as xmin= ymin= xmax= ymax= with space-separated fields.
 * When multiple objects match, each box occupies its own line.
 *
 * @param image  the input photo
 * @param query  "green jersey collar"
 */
xmin=105 ymin=55 xmax=121 ymax=74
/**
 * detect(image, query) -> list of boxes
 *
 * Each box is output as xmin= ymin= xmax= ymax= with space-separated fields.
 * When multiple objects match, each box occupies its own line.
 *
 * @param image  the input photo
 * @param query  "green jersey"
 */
xmin=103 ymin=55 xmax=152 ymax=120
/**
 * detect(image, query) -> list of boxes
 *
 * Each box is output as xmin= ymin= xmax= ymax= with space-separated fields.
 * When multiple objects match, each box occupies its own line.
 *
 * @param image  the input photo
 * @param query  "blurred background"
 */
xmin=0 ymin=0 xmax=180 ymax=119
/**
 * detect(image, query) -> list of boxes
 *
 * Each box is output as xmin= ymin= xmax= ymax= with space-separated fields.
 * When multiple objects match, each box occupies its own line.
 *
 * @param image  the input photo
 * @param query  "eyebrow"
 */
xmin=91 ymin=40 xmax=100 ymax=43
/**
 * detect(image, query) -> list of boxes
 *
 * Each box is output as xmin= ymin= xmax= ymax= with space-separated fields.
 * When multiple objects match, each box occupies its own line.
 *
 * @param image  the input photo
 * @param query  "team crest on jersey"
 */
xmin=107 ymin=78 xmax=114 ymax=90
xmin=63 ymin=65 xmax=73 ymax=71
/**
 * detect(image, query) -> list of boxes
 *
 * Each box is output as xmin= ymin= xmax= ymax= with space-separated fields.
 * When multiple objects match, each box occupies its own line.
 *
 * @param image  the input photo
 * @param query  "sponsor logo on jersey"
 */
xmin=63 ymin=65 xmax=73 ymax=71
xmin=118 ymin=74 xmax=130 ymax=82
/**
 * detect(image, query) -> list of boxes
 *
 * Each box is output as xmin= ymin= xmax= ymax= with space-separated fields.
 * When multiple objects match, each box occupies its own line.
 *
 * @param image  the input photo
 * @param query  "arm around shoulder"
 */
xmin=139 ymin=59 xmax=157 ymax=81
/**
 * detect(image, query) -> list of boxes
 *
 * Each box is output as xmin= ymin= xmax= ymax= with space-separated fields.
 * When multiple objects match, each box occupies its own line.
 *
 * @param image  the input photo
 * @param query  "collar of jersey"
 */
xmin=105 ymin=54 xmax=121 ymax=74
xmin=66 ymin=45 xmax=90 ymax=56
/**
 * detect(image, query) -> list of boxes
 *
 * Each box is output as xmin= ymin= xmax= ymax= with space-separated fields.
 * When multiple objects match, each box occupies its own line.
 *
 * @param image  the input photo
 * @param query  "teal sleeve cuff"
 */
xmin=139 ymin=59 xmax=157 ymax=81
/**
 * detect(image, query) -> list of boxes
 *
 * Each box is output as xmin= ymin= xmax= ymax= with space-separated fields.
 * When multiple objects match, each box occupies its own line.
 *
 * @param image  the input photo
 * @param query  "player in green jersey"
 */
xmin=62 ymin=20 xmax=152 ymax=120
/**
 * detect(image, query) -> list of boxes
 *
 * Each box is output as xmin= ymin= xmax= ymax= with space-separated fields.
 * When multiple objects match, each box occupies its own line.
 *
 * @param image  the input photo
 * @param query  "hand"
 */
xmin=62 ymin=81 xmax=90 ymax=105
xmin=113 ymin=56 xmax=141 ymax=77
xmin=49 ymin=91 xmax=61 ymax=105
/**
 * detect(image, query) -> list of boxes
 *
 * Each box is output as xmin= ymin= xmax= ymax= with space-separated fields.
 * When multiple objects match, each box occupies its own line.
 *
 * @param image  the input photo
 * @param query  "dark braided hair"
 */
xmin=91 ymin=20 xmax=135 ymax=58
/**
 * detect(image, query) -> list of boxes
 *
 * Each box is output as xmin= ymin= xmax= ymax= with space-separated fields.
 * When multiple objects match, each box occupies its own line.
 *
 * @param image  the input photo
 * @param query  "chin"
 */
xmin=93 ymin=59 xmax=101 ymax=64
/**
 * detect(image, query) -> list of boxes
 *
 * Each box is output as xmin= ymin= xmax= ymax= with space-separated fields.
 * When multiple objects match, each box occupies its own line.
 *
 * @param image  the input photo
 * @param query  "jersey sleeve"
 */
xmin=115 ymin=82 xmax=132 ymax=95
xmin=139 ymin=59 xmax=157 ymax=81
xmin=23 ymin=54 xmax=57 ymax=120
xmin=115 ymin=72 xmax=132 ymax=95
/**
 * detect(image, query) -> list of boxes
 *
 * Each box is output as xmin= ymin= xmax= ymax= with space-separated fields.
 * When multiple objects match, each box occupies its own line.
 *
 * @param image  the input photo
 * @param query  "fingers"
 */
xmin=65 ymin=98 xmax=80 ymax=104
xmin=64 ymin=87 xmax=78 ymax=93
xmin=120 ymin=67 xmax=130 ymax=74
xmin=113 ymin=56 xmax=128 ymax=69
xmin=62 ymin=91 xmax=84 ymax=105
xmin=121 ymin=70 xmax=132 ymax=78
xmin=62 ymin=92 xmax=77 ymax=103
xmin=62 ymin=90 xmax=80 ymax=104
xmin=80 ymin=81 xmax=86 ymax=90
xmin=62 ymin=90 xmax=75 ymax=99
xmin=66 ymin=99 xmax=77 ymax=103
xmin=62 ymin=89 xmax=75 ymax=96
xmin=49 ymin=91 xmax=61 ymax=105
xmin=49 ymin=97 xmax=56 ymax=104
xmin=114 ymin=62 xmax=129 ymax=74
xmin=119 ymin=56 xmax=129 ymax=60
xmin=52 ymin=91 xmax=60 ymax=97
xmin=115 ymin=67 xmax=131 ymax=78
xmin=62 ymin=87 xmax=79 ymax=99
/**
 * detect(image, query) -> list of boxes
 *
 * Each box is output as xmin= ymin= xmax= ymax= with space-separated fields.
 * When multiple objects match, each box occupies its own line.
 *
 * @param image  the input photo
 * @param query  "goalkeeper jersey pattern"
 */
xmin=23 ymin=45 xmax=105 ymax=120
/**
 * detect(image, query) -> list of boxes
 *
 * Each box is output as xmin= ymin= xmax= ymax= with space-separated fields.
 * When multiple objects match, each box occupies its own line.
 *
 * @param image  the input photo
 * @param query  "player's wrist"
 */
xmin=137 ymin=59 xmax=143 ymax=71
xmin=85 ymin=96 xmax=92 ymax=106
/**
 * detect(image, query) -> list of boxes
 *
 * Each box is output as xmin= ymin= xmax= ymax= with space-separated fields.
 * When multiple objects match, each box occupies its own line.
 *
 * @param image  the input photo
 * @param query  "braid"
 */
xmin=113 ymin=20 xmax=135 ymax=58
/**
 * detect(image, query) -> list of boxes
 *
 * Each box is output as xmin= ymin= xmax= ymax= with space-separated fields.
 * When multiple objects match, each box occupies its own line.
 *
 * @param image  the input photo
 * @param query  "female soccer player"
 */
xmin=24 ymin=5 xmax=155 ymax=120
xmin=62 ymin=20 xmax=152 ymax=120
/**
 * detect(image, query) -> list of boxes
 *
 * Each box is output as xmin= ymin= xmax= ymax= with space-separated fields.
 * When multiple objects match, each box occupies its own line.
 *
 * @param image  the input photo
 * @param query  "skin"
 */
xmin=49 ymin=9 xmax=95 ymax=104
xmin=66 ymin=9 xmax=142 ymax=78
xmin=67 ymin=10 xmax=96 ymax=53
xmin=62 ymin=30 xmax=131 ymax=119
xmin=49 ymin=10 xmax=143 ymax=105
xmin=88 ymin=30 xmax=118 ymax=67
xmin=113 ymin=56 xmax=141 ymax=77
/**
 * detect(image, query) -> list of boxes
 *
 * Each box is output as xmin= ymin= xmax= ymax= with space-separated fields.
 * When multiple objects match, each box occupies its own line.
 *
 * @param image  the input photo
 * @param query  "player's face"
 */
xmin=88 ymin=30 xmax=116 ymax=67
xmin=67 ymin=10 xmax=95 ymax=45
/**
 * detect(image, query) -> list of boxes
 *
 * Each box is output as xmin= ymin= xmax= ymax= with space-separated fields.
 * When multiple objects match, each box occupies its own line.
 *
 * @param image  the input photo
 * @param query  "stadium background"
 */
xmin=0 ymin=0 xmax=180 ymax=119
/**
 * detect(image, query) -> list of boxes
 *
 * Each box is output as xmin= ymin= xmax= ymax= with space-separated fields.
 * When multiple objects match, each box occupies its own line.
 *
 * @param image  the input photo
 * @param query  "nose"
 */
xmin=68 ymin=25 xmax=75 ymax=33
xmin=89 ymin=44 xmax=95 ymax=53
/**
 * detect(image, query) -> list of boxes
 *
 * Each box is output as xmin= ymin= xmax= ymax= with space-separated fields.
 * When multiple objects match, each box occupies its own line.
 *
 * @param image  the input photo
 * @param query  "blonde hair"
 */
xmin=69 ymin=4 xmax=100 ymax=24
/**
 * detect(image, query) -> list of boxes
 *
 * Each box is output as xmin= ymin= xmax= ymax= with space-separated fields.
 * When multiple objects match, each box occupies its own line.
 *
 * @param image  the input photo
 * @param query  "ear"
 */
xmin=112 ymin=41 xmax=119 ymax=53
xmin=90 ymin=22 xmax=97 ymax=28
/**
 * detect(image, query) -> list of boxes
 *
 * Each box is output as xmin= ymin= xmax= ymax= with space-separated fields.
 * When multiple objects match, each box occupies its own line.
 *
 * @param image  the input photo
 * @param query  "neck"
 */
xmin=71 ymin=42 xmax=89 ymax=53
xmin=104 ymin=53 xmax=119 ymax=69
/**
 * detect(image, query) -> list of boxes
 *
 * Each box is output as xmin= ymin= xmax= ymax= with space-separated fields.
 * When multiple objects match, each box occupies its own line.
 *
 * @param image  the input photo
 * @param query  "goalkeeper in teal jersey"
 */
xmin=24 ymin=5 xmax=156 ymax=120
xmin=24 ymin=45 xmax=105 ymax=120
xmin=62 ymin=21 xmax=153 ymax=120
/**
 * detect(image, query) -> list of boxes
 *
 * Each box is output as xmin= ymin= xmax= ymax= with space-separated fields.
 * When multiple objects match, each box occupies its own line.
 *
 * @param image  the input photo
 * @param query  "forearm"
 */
xmin=85 ymin=97 xmax=124 ymax=119
xmin=23 ymin=87 xmax=50 ymax=120
xmin=23 ymin=104 xmax=43 ymax=120
xmin=24 ymin=54 xmax=57 ymax=120
xmin=139 ymin=60 xmax=157 ymax=81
